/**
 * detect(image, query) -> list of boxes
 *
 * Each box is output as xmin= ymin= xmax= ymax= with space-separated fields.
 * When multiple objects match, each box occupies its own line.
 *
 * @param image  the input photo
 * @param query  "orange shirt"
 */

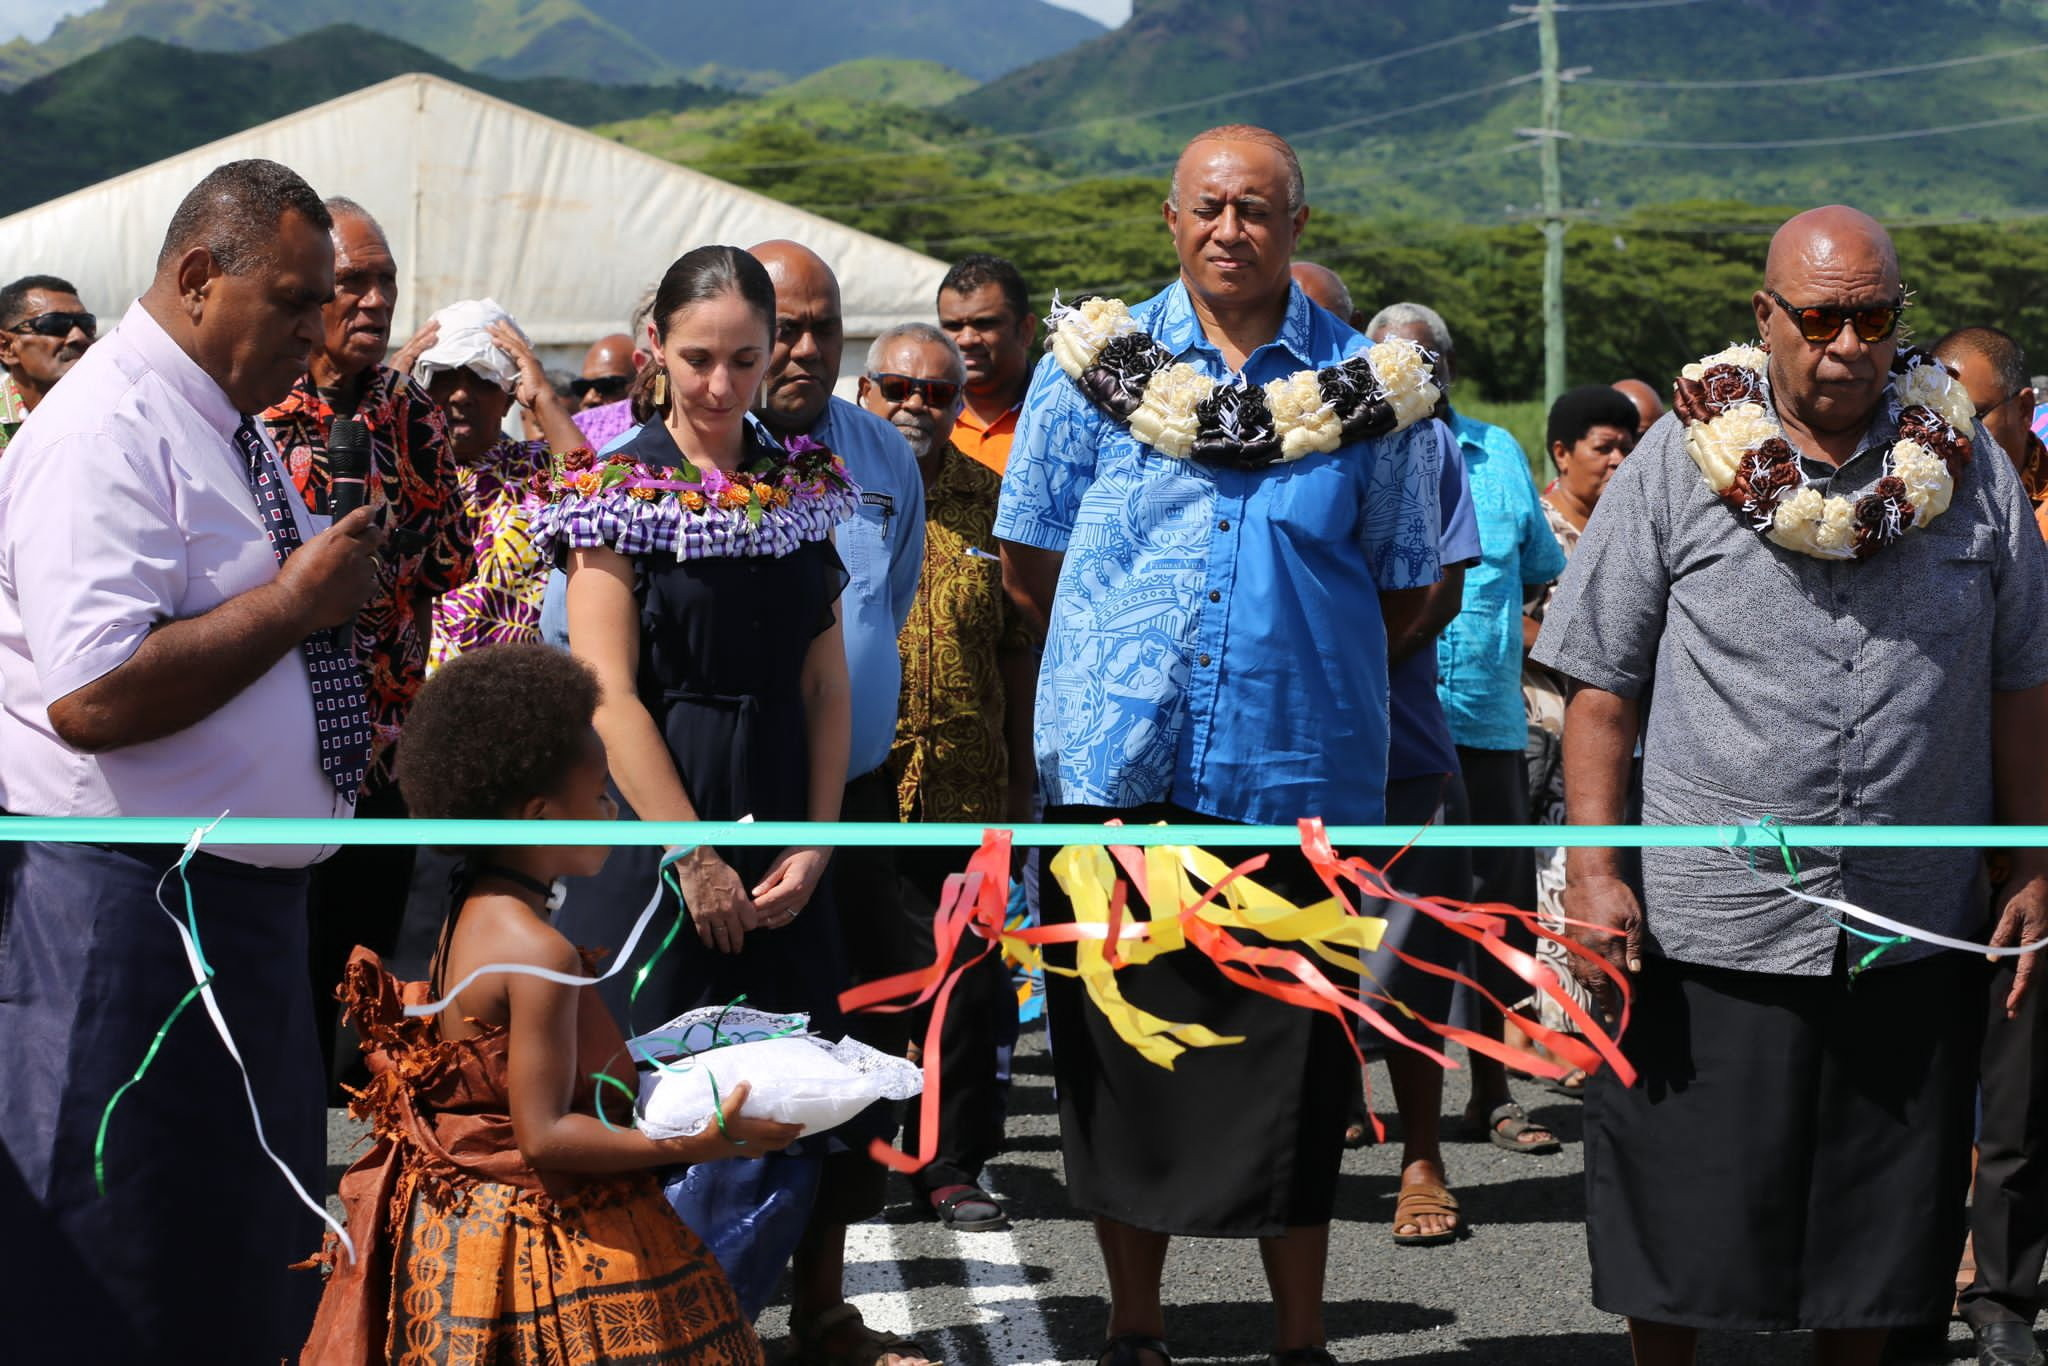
xmin=2021 ymin=433 xmax=2048 ymax=542
xmin=952 ymin=400 xmax=1020 ymax=474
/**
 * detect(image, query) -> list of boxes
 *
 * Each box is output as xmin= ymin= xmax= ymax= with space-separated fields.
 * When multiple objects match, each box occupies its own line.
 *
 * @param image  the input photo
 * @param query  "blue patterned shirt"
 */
xmin=1390 ymin=423 xmax=1482 ymax=783
xmin=995 ymin=279 xmax=1442 ymax=826
xmin=1434 ymin=411 xmax=1567 ymax=751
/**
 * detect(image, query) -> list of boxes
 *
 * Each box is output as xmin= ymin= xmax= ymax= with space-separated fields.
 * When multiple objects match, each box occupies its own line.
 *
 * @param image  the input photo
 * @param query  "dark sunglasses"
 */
xmin=9 ymin=311 xmax=94 ymax=339
xmin=569 ymin=373 xmax=630 ymax=400
xmin=1976 ymin=388 xmax=2028 ymax=420
xmin=1766 ymin=289 xmax=1903 ymax=345
xmin=868 ymin=372 xmax=961 ymax=407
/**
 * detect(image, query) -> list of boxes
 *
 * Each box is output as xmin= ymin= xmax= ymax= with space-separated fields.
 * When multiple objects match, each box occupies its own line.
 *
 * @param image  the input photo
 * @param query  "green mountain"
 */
xmin=0 ymin=25 xmax=728 ymax=214
xmin=949 ymin=0 xmax=2048 ymax=221
xmin=0 ymin=0 xmax=1105 ymax=89
xmin=777 ymin=58 xmax=979 ymax=109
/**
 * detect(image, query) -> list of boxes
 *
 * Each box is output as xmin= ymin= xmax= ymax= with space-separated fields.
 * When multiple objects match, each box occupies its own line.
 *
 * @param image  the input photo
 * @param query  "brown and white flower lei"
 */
xmin=1047 ymin=296 xmax=1441 ymax=470
xmin=1679 ymin=343 xmax=1973 ymax=560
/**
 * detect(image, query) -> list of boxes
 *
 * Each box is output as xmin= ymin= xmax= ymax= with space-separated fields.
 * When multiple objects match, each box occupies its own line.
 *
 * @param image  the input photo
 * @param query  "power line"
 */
xmin=1549 ymin=0 xmax=1716 ymax=10
xmin=1575 ymin=41 xmax=2048 ymax=89
xmin=903 ymin=143 xmax=1538 ymax=253
xmin=801 ymin=71 xmax=1543 ymax=213
xmin=708 ymin=15 xmax=1542 ymax=172
xmin=1579 ymin=205 xmax=2048 ymax=235
xmin=1562 ymin=108 xmax=2048 ymax=150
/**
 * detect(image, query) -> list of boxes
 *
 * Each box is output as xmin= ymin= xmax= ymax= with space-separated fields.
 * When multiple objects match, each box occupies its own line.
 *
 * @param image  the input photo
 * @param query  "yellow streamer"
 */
xmin=1041 ymin=839 xmax=1390 ymax=1071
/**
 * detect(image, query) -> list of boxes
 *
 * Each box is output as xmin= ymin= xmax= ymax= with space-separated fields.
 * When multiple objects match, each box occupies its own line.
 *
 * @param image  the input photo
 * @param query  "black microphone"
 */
xmin=325 ymin=416 xmax=372 ymax=655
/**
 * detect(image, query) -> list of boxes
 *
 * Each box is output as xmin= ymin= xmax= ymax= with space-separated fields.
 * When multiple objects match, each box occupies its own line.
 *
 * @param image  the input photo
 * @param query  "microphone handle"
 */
xmin=326 ymin=474 xmax=369 ymax=657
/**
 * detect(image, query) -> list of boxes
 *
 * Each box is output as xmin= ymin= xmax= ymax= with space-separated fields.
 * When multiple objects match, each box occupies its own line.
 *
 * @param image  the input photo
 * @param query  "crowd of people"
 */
xmin=0 ymin=122 xmax=2043 ymax=1366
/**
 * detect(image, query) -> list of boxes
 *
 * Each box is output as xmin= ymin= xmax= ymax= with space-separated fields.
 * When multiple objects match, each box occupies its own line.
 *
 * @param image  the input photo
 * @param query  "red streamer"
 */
xmin=845 ymin=820 xmax=1640 ymax=1172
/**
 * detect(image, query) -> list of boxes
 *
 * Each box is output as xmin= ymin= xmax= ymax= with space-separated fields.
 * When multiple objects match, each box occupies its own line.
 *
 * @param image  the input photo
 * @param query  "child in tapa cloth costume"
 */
xmin=300 ymin=643 xmax=797 ymax=1365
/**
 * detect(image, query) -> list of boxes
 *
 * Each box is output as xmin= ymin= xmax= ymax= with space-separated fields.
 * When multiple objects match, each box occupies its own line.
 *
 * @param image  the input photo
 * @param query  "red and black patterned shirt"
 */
xmin=264 ymin=366 xmax=471 ymax=788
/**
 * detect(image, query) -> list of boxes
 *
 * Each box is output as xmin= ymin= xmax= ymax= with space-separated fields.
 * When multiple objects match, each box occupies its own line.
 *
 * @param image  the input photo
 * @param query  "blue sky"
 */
xmin=0 ymin=0 xmax=92 ymax=42
xmin=1047 ymin=0 xmax=1131 ymax=22
xmin=0 ymin=0 xmax=1132 ymax=44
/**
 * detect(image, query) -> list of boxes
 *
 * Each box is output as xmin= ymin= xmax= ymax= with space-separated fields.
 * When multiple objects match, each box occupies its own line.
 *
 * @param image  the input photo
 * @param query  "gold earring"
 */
xmin=653 ymin=371 xmax=668 ymax=407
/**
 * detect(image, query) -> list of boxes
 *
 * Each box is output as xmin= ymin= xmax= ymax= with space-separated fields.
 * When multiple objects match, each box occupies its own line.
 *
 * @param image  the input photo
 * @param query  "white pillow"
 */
xmin=633 ymin=1030 xmax=923 ymax=1140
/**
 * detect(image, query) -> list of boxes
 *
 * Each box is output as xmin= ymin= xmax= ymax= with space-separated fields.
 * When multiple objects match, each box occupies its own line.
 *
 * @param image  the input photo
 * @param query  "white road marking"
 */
xmin=839 ymin=1172 xmax=1066 ymax=1365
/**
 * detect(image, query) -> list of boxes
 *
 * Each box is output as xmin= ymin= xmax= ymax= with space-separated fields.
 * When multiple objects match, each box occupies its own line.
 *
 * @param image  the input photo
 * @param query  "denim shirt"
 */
xmin=995 ymin=279 xmax=1441 ymax=826
xmin=1390 ymin=423 xmax=1482 ymax=783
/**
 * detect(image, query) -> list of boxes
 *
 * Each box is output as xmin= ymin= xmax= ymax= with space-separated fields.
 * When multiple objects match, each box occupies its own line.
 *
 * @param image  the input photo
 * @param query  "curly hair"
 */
xmin=396 ymin=643 xmax=602 ymax=822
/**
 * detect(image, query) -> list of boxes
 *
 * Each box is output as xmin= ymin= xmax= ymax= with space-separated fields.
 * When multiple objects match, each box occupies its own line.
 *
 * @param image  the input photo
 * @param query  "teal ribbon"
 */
xmin=3 ymin=816 xmax=2045 ymax=849
xmin=589 ymin=1071 xmax=639 ymax=1133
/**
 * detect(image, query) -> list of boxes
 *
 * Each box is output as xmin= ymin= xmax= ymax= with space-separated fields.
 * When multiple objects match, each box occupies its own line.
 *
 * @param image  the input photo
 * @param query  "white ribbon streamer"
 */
xmin=156 ymin=818 xmax=356 ymax=1263
xmin=403 ymin=844 xmax=695 ymax=1018
xmin=1782 ymin=883 xmax=2048 ymax=957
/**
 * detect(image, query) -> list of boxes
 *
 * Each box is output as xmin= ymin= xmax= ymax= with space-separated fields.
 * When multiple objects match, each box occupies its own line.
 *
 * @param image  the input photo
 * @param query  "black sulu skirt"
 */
xmin=1584 ymin=947 xmax=1984 ymax=1330
xmin=1039 ymin=802 xmax=1355 ymax=1238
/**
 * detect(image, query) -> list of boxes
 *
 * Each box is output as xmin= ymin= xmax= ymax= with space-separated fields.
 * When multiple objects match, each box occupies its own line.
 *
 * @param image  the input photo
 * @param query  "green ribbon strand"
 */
xmin=1759 ymin=818 xmax=1912 ymax=979
xmin=94 ymin=978 xmax=209 ymax=1195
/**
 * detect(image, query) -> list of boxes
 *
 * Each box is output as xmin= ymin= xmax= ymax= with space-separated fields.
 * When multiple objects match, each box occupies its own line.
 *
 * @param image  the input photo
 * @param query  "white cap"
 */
xmin=411 ymin=298 xmax=519 ymax=392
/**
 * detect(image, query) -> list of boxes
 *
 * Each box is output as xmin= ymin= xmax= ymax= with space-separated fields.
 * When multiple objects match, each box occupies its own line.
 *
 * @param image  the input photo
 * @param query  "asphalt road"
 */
xmin=325 ymin=1028 xmax=1982 ymax=1365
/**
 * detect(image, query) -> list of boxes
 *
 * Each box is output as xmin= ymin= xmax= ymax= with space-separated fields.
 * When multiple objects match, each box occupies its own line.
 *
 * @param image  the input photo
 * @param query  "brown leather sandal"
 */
xmin=1392 ymin=1181 xmax=1463 ymax=1247
xmin=792 ymin=1303 xmax=935 ymax=1366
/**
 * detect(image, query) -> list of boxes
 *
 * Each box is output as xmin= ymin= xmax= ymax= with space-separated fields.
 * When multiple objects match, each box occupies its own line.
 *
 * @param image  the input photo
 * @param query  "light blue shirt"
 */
xmin=812 ymin=397 xmax=924 ymax=777
xmin=541 ymin=404 xmax=924 ymax=781
xmin=1433 ymin=411 xmax=1567 ymax=751
xmin=995 ymin=280 xmax=1441 ymax=827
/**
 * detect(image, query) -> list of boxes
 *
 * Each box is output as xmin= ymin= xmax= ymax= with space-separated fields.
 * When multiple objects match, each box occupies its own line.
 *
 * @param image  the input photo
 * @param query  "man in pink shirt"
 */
xmin=0 ymin=159 xmax=381 ymax=1360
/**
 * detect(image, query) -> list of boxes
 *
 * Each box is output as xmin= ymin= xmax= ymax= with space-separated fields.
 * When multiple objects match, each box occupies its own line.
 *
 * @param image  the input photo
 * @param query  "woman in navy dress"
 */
xmin=537 ymin=244 xmax=856 ymax=1044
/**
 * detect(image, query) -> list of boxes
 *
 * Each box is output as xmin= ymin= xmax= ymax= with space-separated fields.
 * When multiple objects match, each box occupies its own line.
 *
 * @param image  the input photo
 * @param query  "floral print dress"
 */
xmin=429 ymin=437 xmax=555 ymax=671
xmin=1522 ymin=496 xmax=1597 ymax=1032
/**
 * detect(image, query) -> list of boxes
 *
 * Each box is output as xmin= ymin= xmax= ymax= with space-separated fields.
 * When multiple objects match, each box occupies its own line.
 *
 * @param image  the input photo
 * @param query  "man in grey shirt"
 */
xmin=1533 ymin=205 xmax=2048 ymax=1366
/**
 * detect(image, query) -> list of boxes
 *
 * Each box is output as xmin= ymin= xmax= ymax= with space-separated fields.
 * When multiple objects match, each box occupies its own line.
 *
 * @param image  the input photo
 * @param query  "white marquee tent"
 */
xmin=0 ymin=73 xmax=950 ymax=379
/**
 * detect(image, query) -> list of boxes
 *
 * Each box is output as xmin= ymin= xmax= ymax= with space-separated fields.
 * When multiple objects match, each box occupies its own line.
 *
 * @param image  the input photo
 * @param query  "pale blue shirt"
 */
xmin=1435 ymin=411 xmax=1567 ymax=751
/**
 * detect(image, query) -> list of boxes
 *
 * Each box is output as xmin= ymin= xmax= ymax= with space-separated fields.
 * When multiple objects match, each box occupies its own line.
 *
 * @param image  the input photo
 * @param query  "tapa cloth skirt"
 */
xmin=1585 ymin=948 xmax=1983 ymax=1330
xmin=1040 ymin=803 xmax=1352 ymax=1238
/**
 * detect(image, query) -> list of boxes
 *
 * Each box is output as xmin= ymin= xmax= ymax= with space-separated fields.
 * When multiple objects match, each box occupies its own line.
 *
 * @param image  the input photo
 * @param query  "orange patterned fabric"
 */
xmin=301 ymin=951 xmax=762 ymax=1366
xmin=264 ymin=368 xmax=473 ymax=786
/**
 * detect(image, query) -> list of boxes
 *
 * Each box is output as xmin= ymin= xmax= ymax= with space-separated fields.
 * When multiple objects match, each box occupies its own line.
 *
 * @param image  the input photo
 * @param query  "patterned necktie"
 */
xmin=233 ymin=418 xmax=371 ymax=797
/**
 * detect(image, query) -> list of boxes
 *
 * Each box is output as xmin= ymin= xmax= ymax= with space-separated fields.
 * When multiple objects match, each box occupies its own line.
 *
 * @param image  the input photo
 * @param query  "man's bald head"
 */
xmin=575 ymin=332 xmax=635 ymax=408
xmin=582 ymin=333 xmax=633 ymax=377
xmin=1754 ymin=205 xmax=1903 ymax=441
xmin=1290 ymin=262 xmax=1353 ymax=323
xmin=1170 ymin=124 xmax=1304 ymax=214
xmin=1763 ymin=205 xmax=1900 ymax=296
xmin=748 ymin=239 xmax=843 ymax=433
xmin=749 ymin=240 xmax=840 ymax=305
xmin=1611 ymin=378 xmax=1664 ymax=437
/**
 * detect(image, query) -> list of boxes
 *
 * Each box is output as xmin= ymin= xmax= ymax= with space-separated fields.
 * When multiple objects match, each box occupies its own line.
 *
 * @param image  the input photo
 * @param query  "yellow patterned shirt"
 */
xmin=889 ymin=443 xmax=1033 ymax=822
xmin=429 ymin=437 xmax=552 ymax=672
xmin=0 ymin=374 xmax=27 ymax=451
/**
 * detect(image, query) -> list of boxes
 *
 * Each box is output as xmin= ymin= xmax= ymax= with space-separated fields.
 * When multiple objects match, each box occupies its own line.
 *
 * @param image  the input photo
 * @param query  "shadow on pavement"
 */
xmin=1036 ymin=1292 xmax=1458 ymax=1365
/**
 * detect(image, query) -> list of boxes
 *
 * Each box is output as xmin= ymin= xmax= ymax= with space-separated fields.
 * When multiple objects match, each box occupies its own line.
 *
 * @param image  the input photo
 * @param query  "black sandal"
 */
xmin=1269 ymin=1349 xmax=1338 ymax=1366
xmin=928 ymin=1182 xmax=1007 ymax=1231
xmin=1098 ymin=1333 xmax=1172 ymax=1366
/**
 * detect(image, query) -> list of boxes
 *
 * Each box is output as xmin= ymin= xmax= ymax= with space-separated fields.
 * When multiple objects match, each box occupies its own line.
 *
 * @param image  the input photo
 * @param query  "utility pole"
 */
xmin=1536 ymin=0 xmax=1566 ymax=408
